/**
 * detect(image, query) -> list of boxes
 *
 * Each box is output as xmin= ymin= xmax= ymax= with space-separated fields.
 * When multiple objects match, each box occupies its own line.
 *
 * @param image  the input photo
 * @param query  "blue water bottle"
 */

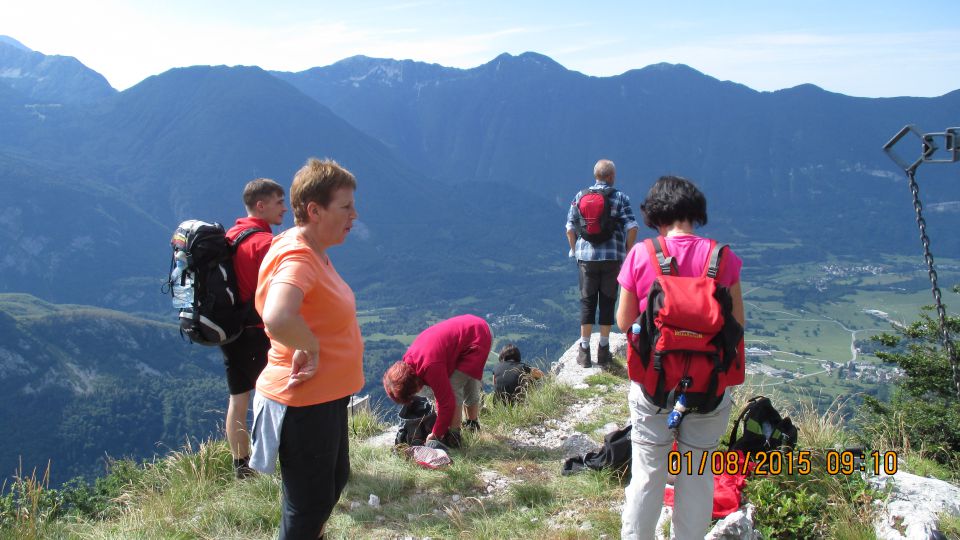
xmin=630 ymin=323 xmax=642 ymax=348
xmin=666 ymin=394 xmax=688 ymax=430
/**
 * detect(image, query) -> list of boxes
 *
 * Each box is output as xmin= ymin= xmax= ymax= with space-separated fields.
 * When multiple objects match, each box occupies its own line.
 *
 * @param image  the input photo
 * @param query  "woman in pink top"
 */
xmin=616 ymin=176 xmax=745 ymax=540
xmin=383 ymin=314 xmax=492 ymax=445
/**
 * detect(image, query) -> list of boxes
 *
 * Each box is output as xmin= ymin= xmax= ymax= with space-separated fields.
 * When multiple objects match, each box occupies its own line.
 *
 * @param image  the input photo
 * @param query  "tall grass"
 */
xmin=481 ymin=377 xmax=579 ymax=433
xmin=9 ymin=369 xmax=953 ymax=539
xmin=0 ymin=461 xmax=62 ymax=540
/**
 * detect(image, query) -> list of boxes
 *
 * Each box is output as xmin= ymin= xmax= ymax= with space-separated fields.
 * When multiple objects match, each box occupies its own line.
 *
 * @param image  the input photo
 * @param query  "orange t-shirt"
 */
xmin=254 ymin=229 xmax=364 ymax=407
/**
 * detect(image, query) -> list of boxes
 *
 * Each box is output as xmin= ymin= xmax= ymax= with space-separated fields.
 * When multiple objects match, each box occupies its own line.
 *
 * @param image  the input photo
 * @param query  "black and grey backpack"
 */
xmin=394 ymin=396 xmax=437 ymax=447
xmin=166 ymin=220 xmax=262 ymax=346
xmin=727 ymin=396 xmax=798 ymax=453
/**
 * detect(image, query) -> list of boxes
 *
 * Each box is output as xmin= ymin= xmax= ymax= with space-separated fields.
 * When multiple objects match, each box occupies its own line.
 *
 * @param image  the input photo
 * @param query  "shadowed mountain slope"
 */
xmin=275 ymin=53 xmax=960 ymax=253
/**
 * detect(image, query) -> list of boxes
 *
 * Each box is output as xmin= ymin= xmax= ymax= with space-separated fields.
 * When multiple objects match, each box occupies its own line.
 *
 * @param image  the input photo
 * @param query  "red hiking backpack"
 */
xmin=573 ymin=186 xmax=616 ymax=244
xmin=626 ymin=237 xmax=745 ymax=412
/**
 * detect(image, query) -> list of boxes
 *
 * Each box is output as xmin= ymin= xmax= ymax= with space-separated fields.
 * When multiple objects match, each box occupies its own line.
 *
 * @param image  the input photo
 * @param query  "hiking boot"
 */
xmin=426 ymin=439 xmax=451 ymax=452
xmin=234 ymin=457 xmax=257 ymax=480
xmin=442 ymin=429 xmax=463 ymax=449
xmin=597 ymin=344 xmax=612 ymax=366
xmin=236 ymin=464 xmax=257 ymax=480
xmin=462 ymin=419 xmax=481 ymax=432
xmin=577 ymin=345 xmax=592 ymax=368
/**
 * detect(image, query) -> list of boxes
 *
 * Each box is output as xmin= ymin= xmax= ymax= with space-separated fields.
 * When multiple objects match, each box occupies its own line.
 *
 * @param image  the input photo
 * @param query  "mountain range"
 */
xmin=0 ymin=36 xmax=957 ymax=484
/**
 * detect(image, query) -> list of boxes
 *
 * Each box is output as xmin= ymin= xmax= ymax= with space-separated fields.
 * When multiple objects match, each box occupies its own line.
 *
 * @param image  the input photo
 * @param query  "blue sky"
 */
xmin=3 ymin=0 xmax=957 ymax=97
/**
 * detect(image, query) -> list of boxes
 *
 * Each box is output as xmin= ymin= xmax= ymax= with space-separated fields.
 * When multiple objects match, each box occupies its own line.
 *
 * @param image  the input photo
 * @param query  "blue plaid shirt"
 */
xmin=566 ymin=182 xmax=639 ymax=261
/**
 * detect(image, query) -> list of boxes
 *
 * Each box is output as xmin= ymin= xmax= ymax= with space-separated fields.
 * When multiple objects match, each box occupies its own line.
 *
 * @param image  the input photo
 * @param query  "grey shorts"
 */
xmin=418 ymin=369 xmax=482 ymax=407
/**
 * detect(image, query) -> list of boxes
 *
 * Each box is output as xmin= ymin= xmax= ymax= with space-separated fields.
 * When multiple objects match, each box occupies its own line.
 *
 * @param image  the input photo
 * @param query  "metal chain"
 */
xmin=906 ymin=169 xmax=960 ymax=398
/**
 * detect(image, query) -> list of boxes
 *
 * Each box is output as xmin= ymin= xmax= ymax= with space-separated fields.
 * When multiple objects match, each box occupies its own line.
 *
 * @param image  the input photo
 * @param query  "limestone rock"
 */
xmin=551 ymin=333 xmax=627 ymax=386
xmin=705 ymin=504 xmax=759 ymax=540
xmin=870 ymin=471 xmax=960 ymax=540
xmin=561 ymin=432 xmax=600 ymax=459
xmin=655 ymin=505 xmax=672 ymax=540
xmin=366 ymin=425 xmax=399 ymax=447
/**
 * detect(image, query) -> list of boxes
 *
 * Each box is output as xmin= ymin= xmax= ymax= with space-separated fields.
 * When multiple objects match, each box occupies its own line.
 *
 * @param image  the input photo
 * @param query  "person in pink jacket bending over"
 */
xmin=383 ymin=314 xmax=492 ymax=445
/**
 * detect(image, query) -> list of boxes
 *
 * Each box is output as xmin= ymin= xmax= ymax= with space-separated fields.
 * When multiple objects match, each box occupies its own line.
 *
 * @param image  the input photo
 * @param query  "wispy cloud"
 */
xmin=378 ymin=0 xmax=443 ymax=12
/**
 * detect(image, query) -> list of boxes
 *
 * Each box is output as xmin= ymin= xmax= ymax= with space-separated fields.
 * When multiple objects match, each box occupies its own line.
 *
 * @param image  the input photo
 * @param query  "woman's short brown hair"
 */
xmin=640 ymin=175 xmax=708 ymax=230
xmin=291 ymin=158 xmax=357 ymax=226
xmin=382 ymin=361 xmax=422 ymax=405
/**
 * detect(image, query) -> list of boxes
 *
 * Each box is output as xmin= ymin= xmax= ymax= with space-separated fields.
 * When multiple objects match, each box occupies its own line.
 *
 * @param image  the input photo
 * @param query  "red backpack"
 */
xmin=573 ymin=186 xmax=616 ymax=244
xmin=626 ymin=237 xmax=745 ymax=412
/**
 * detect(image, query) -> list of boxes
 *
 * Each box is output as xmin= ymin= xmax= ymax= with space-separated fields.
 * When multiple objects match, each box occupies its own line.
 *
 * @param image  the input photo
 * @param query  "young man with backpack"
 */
xmin=565 ymin=159 xmax=639 ymax=367
xmin=221 ymin=178 xmax=286 ymax=478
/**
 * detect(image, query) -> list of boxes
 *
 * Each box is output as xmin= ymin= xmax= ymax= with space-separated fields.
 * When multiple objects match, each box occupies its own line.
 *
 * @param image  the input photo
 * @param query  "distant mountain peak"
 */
xmin=332 ymin=54 xmax=383 ymax=68
xmin=636 ymin=62 xmax=702 ymax=75
xmin=489 ymin=51 xmax=567 ymax=72
xmin=0 ymin=38 xmax=115 ymax=103
xmin=303 ymin=55 xmax=457 ymax=89
xmin=775 ymin=82 xmax=829 ymax=95
xmin=0 ymin=35 xmax=31 ymax=52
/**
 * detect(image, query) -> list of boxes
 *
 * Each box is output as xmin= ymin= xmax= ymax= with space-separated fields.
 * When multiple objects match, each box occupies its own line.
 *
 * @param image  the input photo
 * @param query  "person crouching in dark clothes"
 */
xmin=492 ymin=344 xmax=544 ymax=403
xmin=383 ymin=315 xmax=492 ymax=446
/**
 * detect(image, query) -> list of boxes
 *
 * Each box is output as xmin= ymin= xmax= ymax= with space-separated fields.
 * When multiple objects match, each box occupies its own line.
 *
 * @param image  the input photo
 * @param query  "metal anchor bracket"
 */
xmin=884 ymin=125 xmax=960 ymax=173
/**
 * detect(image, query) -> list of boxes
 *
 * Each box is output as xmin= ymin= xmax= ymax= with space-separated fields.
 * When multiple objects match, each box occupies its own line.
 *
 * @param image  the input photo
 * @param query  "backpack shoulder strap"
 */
xmin=726 ymin=395 xmax=765 ymax=447
xmin=702 ymin=240 xmax=727 ymax=280
xmin=231 ymin=227 xmax=265 ymax=252
xmin=573 ymin=189 xmax=591 ymax=218
xmin=643 ymin=238 xmax=662 ymax=276
xmin=648 ymin=236 xmax=677 ymax=275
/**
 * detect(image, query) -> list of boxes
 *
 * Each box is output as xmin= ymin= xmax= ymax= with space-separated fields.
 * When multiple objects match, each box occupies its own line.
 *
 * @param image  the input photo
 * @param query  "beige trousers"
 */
xmin=621 ymin=382 xmax=732 ymax=540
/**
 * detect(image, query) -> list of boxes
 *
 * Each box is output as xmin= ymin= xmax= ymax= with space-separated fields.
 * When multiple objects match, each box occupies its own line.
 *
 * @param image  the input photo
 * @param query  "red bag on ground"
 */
xmin=663 ymin=449 xmax=751 ymax=518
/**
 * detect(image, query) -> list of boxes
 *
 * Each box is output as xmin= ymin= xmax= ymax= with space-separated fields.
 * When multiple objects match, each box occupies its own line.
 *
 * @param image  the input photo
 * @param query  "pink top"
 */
xmin=617 ymin=234 xmax=742 ymax=313
xmin=403 ymin=314 xmax=492 ymax=436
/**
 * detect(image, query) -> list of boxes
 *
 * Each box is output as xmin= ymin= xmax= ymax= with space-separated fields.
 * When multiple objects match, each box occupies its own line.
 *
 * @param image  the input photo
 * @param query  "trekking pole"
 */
xmin=883 ymin=125 xmax=960 ymax=399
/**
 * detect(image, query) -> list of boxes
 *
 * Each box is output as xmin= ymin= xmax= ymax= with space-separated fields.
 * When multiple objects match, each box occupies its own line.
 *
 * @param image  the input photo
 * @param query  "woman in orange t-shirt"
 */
xmin=251 ymin=158 xmax=363 ymax=540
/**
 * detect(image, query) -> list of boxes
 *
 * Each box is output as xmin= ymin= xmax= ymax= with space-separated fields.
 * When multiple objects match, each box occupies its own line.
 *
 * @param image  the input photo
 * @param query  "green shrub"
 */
xmin=939 ymin=512 xmax=960 ymax=539
xmin=747 ymin=477 xmax=825 ymax=539
xmin=861 ymin=301 xmax=960 ymax=472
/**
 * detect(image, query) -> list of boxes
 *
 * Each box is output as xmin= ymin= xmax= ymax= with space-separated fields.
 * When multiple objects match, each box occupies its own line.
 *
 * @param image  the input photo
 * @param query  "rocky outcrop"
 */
xmin=550 ymin=332 xmax=627 ymax=387
xmin=871 ymin=470 xmax=960 ymax=540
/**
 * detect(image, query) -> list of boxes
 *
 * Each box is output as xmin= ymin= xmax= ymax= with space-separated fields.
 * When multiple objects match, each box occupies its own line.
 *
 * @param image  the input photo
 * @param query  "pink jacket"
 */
xmin=403 ymin=315 xmax=492 ymax=436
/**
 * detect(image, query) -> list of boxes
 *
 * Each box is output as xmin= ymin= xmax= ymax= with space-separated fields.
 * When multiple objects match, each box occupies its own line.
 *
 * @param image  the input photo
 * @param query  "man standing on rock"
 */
xmin=565 ymin=159 xmax=638 ymax=367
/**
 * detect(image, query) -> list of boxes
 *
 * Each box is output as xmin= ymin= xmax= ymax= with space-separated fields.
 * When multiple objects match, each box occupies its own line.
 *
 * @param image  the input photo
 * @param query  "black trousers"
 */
xmin=219 ymin=326 xmax=270 ymax=395
xmin=578 ymin=260 xmax=622 ymax=326
xmin=278 ymin=396 xmax=351 ymax=540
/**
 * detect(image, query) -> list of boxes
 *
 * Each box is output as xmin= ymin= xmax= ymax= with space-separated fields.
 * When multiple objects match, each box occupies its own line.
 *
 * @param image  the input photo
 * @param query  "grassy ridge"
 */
xmin=5 ymin=354 xmax=956 ymax=540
